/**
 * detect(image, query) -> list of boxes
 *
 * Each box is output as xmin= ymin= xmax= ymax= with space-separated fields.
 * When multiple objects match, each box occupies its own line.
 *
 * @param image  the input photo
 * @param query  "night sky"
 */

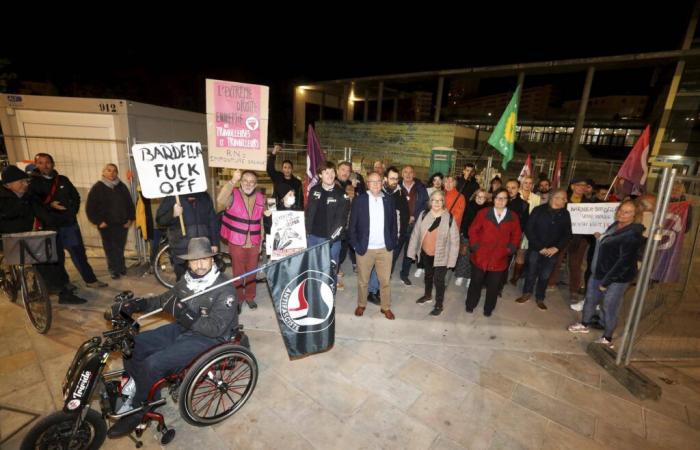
xmin=2 ymin=3 xmax=696 ymax=141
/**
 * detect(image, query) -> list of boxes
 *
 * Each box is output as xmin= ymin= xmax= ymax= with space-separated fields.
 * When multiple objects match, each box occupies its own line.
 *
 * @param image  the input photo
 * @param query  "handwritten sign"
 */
xmin=568 ymin=202 xmax=618 ymax=235
xmin=206 ymin=79 xmax=269 ymax=170
xmin=270 ymin=211 xmax=307 ymax=260
xmin=132 ymin=142 xmax=207 ymax=199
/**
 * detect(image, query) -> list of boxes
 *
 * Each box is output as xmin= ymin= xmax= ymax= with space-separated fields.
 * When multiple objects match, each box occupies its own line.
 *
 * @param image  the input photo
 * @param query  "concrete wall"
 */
xmin=315 ymin=121 xmax=456 ymax=176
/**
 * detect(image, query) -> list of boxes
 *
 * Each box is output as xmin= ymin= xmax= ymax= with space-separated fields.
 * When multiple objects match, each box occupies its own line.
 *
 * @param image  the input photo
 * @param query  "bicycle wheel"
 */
xmin=154 ymin=244 xmax=177 ymax=289
xmin=1 ymin=266 xmax=19 ymax=303
xmin=20 ymin=266 xmax=52 ymax=334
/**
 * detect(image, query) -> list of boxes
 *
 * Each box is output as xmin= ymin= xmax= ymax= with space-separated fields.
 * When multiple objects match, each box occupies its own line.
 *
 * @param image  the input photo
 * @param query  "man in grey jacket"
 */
xmin=107 ymin=237 xmax=237 ymax=437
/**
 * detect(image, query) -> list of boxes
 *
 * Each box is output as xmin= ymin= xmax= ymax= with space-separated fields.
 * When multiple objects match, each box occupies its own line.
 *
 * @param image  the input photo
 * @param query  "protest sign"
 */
xmin=132 ymin=142 xmax=207 ymax=199
xmin=270 ymin=211 xmax=307 ymax=260
xmin=568 ymin=202 xmax=618 ymax=235
xmin=206 ymin=79 xmax=269 ymax=170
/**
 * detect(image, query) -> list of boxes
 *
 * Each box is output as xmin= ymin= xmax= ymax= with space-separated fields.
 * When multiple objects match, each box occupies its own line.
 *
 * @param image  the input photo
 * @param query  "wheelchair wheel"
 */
xmin=20 ymin=266 xmax=52 ymax=334
xmin=178 ymin=344 xmax=258 ymax=426
xmin=154 ymin=244 xmax=177 ymax=289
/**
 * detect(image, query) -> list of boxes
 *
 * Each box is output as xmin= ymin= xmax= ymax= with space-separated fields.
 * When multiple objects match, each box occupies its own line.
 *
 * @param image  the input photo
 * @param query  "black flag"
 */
xmin=265 ymin=241 xmax=335 ymax=357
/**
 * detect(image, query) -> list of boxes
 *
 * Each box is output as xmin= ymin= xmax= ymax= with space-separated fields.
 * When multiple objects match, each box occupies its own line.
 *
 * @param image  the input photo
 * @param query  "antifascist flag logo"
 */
xmin=281 ymin=271 xmax=334 ymax=332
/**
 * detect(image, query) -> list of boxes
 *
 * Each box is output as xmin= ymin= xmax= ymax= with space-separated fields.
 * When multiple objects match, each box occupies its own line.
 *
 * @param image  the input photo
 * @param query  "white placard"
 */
xmin=270 ymin=211 xmax=307 ymax=260
xmin=568 ymin=202 xmax=618 ymax=235
xmin=132 ymin=142 xmax=207 ymax=199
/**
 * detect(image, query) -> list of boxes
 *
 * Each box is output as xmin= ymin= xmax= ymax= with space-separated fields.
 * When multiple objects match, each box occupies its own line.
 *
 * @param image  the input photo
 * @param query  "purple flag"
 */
xmin=305 ymin=124 xmax=325 ymax=204
xmin=651 ymin=201 xmax=689 ymax=283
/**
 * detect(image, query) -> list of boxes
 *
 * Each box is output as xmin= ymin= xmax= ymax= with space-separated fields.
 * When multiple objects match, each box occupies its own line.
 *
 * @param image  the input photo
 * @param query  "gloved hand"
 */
xmin=162 ymin=294 xmax=200 ymax=329
xmin=108 ymin=298 xmax=144 ymax=319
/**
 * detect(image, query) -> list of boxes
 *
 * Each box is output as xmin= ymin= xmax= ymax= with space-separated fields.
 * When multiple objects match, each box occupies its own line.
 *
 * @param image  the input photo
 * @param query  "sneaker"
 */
xmin=416 ymin=295 xmax=433 ymax=305
xmin=429 ymin=307 xmax=443 ymax=316
xmin=58 ymin=292 xmax=87 ymax=304
xmin=515 ymin=294 xmax=531 ymax=304
xmin=246 ymin=300 xmax=258 ymax=310
xmin=336 ymin=279 xmax=345 ymax=291
xmin=116 ymin=397 xmax=134 ymax=415
xmin=121 ymin=377 xmax=135 ymax=397
xmin=414 ymin=269 xmax=424 ymax=278
xmin=455 ymin=277 xmax=465 ymax=286
xmin=401 ymin=276 xmax=412 ymax=286
xmin=86 ymin=280 xmax=108 ymax=288
xmin=352 ymin=264 xmax=357 ymax=273
xmin=570 ymin=300 xmax=585 ymax=312
xmin=594 ymin=337 xmax=614 ymax=348
xmin=568 ymin=323 xmax=590 ymax=334
xmin=536 ymin=301 xmax=548 ymax=311
xmin=465 ymin=278 xmax=471 ymax=288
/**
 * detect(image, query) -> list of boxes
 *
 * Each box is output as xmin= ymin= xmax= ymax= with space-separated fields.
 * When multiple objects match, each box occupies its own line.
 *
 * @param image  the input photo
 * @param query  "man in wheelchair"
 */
xmin=107 ymin=236 xmax=237 ymax=437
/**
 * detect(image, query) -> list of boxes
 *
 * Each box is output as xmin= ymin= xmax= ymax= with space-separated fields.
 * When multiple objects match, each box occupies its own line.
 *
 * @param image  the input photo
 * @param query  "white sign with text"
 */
xmin=132 ymin=142 xmax=207 ymax=199
xmin=568 ymin=202 xmax=618 ymax=235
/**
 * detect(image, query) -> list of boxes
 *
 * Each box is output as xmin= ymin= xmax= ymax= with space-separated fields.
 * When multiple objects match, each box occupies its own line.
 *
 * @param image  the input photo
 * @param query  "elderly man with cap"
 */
xmin=1 ymin=165 xmax=87 ymax=304
xmin=106 ymin=236 xmax=237 ymax=437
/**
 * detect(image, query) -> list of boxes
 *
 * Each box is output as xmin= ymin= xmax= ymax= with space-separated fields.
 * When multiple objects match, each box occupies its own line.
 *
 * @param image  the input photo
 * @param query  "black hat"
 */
xmin=1 ymin=165 xmax=30 ymax=184
xmin=570 ymin=177 xmax=588 ymax=185
xmin=177 ymin=237 xmax=218 ymax=260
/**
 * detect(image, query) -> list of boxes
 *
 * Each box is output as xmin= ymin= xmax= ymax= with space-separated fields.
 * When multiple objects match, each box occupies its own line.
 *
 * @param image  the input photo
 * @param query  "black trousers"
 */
xmin=465 ymin=266 xmax=505 ymax=315
xmin=421 ymin=251 xmax=447 ymax=307
xmin=99 ymin=225 xmax=129 ymax=275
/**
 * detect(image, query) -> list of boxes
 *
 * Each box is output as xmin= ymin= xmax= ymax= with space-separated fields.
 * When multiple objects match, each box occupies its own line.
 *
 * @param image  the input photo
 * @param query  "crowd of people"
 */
xmin=1 ymin=150 xmax=652 ymax=348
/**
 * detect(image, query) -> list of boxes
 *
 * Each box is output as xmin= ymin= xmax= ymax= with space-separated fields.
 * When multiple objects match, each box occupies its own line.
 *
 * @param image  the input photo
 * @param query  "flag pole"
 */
xmin=175 ymin=195 xmax=187 ymax=236
xmin=604 ymin=175 xmax=618 ymax=201
xmin=133 ymin=228 xmax=343 ymax=323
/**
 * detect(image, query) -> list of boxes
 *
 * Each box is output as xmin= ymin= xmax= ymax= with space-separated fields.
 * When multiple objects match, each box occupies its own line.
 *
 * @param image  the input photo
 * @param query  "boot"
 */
xmin=509 ymin=263 xmax=524 ymax=285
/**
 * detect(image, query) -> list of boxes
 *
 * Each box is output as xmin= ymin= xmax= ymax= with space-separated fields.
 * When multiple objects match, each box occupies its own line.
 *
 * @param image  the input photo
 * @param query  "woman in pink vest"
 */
xmin=218 ymin=170 xmax=265 ymax=309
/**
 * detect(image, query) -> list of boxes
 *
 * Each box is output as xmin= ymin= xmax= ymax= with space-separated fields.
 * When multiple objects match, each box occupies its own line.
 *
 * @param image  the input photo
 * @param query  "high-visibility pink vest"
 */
xmin=220 ymin=189 xmax=264 ymax=246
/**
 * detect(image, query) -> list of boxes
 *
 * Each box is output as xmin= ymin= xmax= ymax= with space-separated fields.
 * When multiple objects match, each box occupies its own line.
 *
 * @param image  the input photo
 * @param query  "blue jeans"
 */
xmin=522 ymin=249 xmax=558 ymax=301
xmin=123 ymin=323 xmax=219 ymax=405
xmin=308 ymin=234 xmax=341 ymax=280
xmin=582 ymin=277 xmax=629 ymax=340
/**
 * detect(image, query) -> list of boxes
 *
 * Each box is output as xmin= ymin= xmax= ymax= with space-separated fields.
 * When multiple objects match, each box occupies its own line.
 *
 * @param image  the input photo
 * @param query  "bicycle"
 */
xmin=0 ymin=231 xmax=54 ymax=334
xmin=20 ymin=290 xmax=257 ymax=449
xmin=153 ymin=235 xmax=231 ymax=289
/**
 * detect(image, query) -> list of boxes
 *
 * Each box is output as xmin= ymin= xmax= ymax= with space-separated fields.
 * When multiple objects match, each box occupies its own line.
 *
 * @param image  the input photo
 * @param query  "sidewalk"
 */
xmin=2 ymin=256 xmax=700 ymax=449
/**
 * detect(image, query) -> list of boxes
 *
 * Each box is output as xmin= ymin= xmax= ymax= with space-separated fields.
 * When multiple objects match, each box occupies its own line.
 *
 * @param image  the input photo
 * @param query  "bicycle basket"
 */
xmin=1 ymin=231 xmax=58 ymax=264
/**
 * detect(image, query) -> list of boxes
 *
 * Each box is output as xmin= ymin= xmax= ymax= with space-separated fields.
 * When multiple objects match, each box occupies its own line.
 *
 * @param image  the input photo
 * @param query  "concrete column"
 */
xmin=568 ymin=66 xmax=595 ymax=182
xmin=293 ymin=86 xmax=306 ymax=144
xmin=363 ymin=89 xmax=370 ymax=122
xmin=377 ymin=81 xmax=384 ymax=122
xmin=434 ymin=76 xmax=445 ymax=123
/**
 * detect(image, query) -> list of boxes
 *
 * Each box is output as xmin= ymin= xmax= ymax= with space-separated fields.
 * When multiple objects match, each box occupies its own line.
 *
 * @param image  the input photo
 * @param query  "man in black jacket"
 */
xmin=1 ymin=165 xmax=87 ymax=304
xmin=267 ymin=145 xmax=303 ymax=210
xmin=306 ymin=162 xmax=350 ymax=285
xmin=456 ymin=163 xmax=480 ymax=204
xmin=29 ymin=153 xmax=107 ymax=289
xmin=106 ymin=237 xmax=237 ymax=437
xmin=515 ymin=189 xmax=572 ymax=309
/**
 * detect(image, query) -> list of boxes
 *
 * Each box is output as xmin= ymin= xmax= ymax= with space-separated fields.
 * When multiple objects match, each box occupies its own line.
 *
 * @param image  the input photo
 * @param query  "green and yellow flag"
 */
xmin=488 ymin=85 xmax=521 ymax=170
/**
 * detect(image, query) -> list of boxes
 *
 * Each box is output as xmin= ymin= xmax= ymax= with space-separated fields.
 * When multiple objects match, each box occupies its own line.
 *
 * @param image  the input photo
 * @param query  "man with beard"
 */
xmin=218 ymin=170 xmax=264 ymax=310
xmin=267 ymin=145 xmax=303 ymax=210
xmin=366 ymin=166 xmax=409 ymax=304
xmin=106 ymin=237 xmax=237 ymax=437
xmin=30 ymin=153 xmax=107 ymax=288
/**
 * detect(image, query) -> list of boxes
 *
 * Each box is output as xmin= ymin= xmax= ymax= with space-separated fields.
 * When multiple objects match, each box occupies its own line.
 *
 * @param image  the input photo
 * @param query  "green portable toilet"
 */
xmin=429 ymin=147 xmax=457 ymax=176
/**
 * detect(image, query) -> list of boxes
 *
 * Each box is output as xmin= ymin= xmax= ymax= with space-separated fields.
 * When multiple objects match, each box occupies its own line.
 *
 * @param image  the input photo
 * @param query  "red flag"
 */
xmin=551 ymin=152 xmax=562 ymax=189
xmin=517 ymin=154 xmax=532 ymax=182
xmin=305 ymin=124 xmax=325 ymax=205
xmin=617 ymin=125 xmax=650 ymax=195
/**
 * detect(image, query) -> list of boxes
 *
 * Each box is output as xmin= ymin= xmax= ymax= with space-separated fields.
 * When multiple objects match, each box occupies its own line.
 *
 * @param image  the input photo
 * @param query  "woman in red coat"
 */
xmin=466 ymin=188 xmax=522 ymax=316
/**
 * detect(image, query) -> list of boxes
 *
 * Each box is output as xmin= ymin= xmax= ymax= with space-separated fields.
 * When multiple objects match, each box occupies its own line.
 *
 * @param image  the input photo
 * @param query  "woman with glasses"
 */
xmin=465 ymin=188 xmax=522 ymax=316
xmin=406 ymin=190 xmax=460 ymax=316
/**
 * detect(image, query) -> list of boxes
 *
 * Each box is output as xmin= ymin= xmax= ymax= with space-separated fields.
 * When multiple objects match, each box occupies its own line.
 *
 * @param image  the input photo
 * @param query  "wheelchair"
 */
xmin=20 ymin=291 xmax=258 ymax=449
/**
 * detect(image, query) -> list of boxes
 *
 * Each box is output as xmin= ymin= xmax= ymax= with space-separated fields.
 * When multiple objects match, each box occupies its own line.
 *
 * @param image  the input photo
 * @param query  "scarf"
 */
xmin=184 ymin=265 xmax=220 ymax=293
xmin=100 ymin=177 xmax=121 ymax=189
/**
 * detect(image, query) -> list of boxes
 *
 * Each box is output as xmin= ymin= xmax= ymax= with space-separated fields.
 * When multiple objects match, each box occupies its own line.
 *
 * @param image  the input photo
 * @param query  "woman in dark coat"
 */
xmin=454 ymin=189 xmax=490 ymax=287
xmin=568 ymin=200 xmax=645 ymax=346
xmin=465 ymin=188 xmax=521 ymax=316
xmin=86 ymin=164 xmax=135 ymax=279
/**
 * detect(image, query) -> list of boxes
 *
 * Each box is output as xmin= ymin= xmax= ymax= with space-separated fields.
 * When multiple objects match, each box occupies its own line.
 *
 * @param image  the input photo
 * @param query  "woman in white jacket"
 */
xmin=407 ymin=190 xmax=460 ymax=316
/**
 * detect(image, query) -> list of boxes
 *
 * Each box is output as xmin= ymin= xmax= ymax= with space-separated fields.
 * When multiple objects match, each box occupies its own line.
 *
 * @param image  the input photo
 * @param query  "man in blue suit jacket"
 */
xmin=349 ymin=173 xmax=398 ymax=320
